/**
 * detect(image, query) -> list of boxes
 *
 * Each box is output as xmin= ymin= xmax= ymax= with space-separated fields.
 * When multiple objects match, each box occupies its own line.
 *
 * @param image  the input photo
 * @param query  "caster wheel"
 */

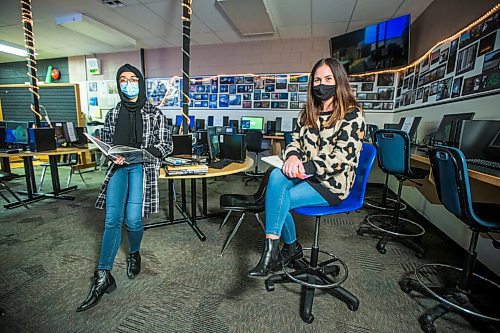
xmin=265 ymin=282 xmax=275 ymax=292
xmin=377 ymin=247 xmax=386 ymax=254
xmin=416 ymin=251 xmax=425 ymax=259
xmin=399 ymin=279 xmax=412 ymax=294
xmin=301 ymin=314 xmax=314 ymax=324
xmin=347 ymin=303 xmax=359 ymax=311
xmin=419 ymin=320 xmax=436 ymax=333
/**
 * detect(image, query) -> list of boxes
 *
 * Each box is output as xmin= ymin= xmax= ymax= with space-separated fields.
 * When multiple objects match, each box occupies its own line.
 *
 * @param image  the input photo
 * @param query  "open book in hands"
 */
xmin=84 ymin=132 xmax=156 ymax=164
xmin=261 ymin=155 xmax=312 ymax=179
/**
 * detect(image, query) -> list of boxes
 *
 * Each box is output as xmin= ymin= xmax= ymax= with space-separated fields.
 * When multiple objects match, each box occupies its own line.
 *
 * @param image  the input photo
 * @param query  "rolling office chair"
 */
xmin=283 ymin=131 xmax=293 ymax=147
xmin=400 ymin=146 xmax=500 ymax=333
xmin=243 ymin=130 xmax=269 ymax=185
xmin=39 ymin=153 xmax=85 ymax=191
xmin=357 ymin=129 xmax=427 ymax=258
xmin=0 ymin=171 xmax=28 ymax=209
xmin=219 ymin=167 xmax=274 ymax=256
xmin=265 ymin=144 xmax=377 ymax=324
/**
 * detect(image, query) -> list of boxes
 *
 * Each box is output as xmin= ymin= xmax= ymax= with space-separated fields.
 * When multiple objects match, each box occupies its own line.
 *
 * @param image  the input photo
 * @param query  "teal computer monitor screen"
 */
xmin=241 ymin=116 xmax=264 ymax=131
xmin=5 ymin=121 xmax=28 ymax=145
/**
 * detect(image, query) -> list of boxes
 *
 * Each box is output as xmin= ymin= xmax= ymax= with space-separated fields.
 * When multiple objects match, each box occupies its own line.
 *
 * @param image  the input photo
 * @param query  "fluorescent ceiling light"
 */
xmin=0 ymin=43 xmax=34 ymax=57
xmin=56 ymin=13 xmax=136 ymax=47
xmin=217 ymin=0 xmax=275 ymax=36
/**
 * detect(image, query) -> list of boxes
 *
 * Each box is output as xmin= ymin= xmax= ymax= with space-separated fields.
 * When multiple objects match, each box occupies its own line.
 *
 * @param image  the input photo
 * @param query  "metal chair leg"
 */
xmin=254 ymin=213 xmax=265 ymax=231
xmin=67 ymin=168 xmax=73 ymax=188
xmin=219 ymin=210 xmax=232 ymax=231
xmin=0 ymin=188 xmax=11 ymax=203
xmin=39 ymin=165 xmax=48 ymax=191
xmin=77 ymin=168 xmax=86 ymax=184
xmin=220 ymin=212 xmax=246 ymax=256
xmin=1 ymin=182 xmax=28 ymax=209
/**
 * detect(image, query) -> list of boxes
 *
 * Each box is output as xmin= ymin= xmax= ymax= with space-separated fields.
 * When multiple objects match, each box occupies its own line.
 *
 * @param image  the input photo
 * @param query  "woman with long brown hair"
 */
xmin=249 ymin=58 xmax=365 ymax=277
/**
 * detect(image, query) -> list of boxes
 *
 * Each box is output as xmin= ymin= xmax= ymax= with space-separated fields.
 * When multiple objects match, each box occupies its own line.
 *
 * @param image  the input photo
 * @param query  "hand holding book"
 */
xmin=261 ymin=155 xmax=313 ymax=179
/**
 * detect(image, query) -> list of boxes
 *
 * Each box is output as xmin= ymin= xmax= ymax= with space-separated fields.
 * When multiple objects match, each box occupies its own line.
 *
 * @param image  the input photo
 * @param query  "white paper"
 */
xmin=401 ymin=117 xmax=415 ymax=134
xmin=281 ymin=118 xmax=293 ymax=132
xmin=214 ymin=116 xmax=223 ymax=127
xmin=66 ymin=122 xmax=78 ymax=142
xmin=262 ymin=155 xmax=284 ymax=169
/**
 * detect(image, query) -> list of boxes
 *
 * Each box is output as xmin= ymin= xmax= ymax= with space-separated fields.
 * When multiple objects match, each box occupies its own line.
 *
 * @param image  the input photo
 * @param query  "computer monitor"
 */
xmin=488 ymin=129 xmax=500 ymax=162
xmin=399 ymin=116 xmax=422 ymax=141
xmin=207 ymin=115 xmax=214 ymax=127
xmin=489 ymin=130 xmax=500 ymax=149
xmin=434 ymin=112 xmax=475 ymax=145
xmin=63 ymin=122 xmax=78 ymax=143
xmin=171 ymin=134 xmax=192 ymax=155
xmin=223 ymin=116 xmax=229 ymax=127
xmin=383 ymin=123 xmax=400 ymax=130
xmin=195 ymin=118 xmax=205 ymax=130
xmin=207 ymin=127 xmax=220 ymax=160
xmin=175 ymin=115 xmax=195 ymax=129
xmin=5 ymin=121 xmax=28 ymax=145
xmin=241 ymin=116 xmax=264 ymax=131
xmin=219 ymin=134 xmax=246 ymax=162
xmin=28 ymin=120 xmax=49 ymax=128
xmin=275 ymin=117 xmax=282 ymax=131
xmin=459 ymin=120 xmax=500 ymax=161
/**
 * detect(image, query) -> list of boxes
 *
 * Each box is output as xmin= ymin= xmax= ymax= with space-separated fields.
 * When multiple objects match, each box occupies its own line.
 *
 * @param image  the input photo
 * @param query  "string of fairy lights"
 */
xmin=20 ymin=0 xmax=42 ymax=122
xmin=158 ymin=3 xmax=499 ymax=113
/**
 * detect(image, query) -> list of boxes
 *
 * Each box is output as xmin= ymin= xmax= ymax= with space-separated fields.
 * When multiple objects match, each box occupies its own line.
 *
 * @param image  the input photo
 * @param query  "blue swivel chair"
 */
xmin=283 ymin=131 xmax=293 ymax=147
xmin=357 ymin=129 xmax=427 ymax=257
xmin=400 ymin=146 xmax=500 ymax=333
xmin=265 ymin=143 xmax=376 ymax=324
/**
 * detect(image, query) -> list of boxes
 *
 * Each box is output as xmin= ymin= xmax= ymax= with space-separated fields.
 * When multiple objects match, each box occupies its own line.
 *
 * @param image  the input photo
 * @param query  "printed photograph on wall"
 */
xmin=451 ymin=76 xmax=463 ymax=98
xmin=447 ymin=37 xmax=459 ymax=74
xmin=482 ymin=49 xmax=500 ymax=72
xmin=276 ymin=75 xmax=288 ymax=89
xmin=228 ymin=95 xmax=241 ymax=106
xmin=288 ymin=84 xmax=298 ymax=92
xmin=377 ymin=73 xmax=394 ymax=86
xmin=431 ymin=49 xmax=440 ymax=65
xmin=255 ymin=76 xmax=265 ymax=89
xmin=456 ymin=42 xmax=478 ymax=75
xmin=439 ymin=48 xmax=449 ymax=64
xmin=478 ymin=31 xmax=497 ymax=56
xmin=219 ymin=94 xmax=228 ymax=107
xmin=436 ymin=77 xmax=453 ymax=101
xmin=361 ymin=83 xmax=374 ymax=91
xmin=421 ymin=55 xmax=430 ymax=72
xmin=422 ymin=86 xmax=430 ymax=102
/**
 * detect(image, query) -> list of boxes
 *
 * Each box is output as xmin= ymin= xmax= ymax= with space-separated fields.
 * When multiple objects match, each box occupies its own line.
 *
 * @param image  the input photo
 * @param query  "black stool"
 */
xmin=242 ymin=130 xmax=268 ymax=185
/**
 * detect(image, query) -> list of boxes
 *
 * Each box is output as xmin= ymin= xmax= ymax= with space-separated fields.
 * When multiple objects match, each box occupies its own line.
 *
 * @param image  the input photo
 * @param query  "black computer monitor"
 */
xmin=241 ymin=116 xmax=264 ymax=131
xmin=171 ymin=134 xmax=192 ymax=155
xmin=207 ymin=115 xmax=214 ymax=127
xmin=195 ymin=119 xmax=205 ymax=130
xmin=53 ymin=123 xmax=65 ymax=146
xmin=219 ymin=134 xmax=245 ymax=162
xmin=383 ymin=123 xmax=400 ymax=130
xmin=175 ymin=115 xmax=195 ymax=129
xmin=399 ymin=116 xmax=422 ymax=141
xmin=459 ymin=120 xmax=500 ymax=161
xmin=229 ymin=119 xmax=239 ymax=132
xmin=434 ymin=112 xmax=475 ymax=145
xmin=275 ymin=117 xmax=282 ymax=131
xmin=223 ymin=116 xmax=229 ymax=127
xmin=488 ymin=129 xmax=500 ymax=162
xmin=207 ymin=127 xmax=220 ymax=160
xmin=5 ymin=121 xmax=28 ymax=145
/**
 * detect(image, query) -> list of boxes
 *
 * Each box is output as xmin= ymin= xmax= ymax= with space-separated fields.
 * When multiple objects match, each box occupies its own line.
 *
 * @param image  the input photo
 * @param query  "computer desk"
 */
xmin=263 ymin=135 xmax=285 ymax=155
xmin=0 ymin=146 xmax=98 ymax=209
xmin=145 ymin=157 xmax=254 ymax=241
xmin=410 ymin=151 xmax=500 ymax=204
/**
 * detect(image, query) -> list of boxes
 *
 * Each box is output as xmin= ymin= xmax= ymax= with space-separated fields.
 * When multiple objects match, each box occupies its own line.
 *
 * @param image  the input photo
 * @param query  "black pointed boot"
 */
xmin=248 ymin=238 xmax=280 ymax=278
xmin=278 ymin=241 xmax=303 ymax=267
xmin=76 ymin=270 xmax=116 ymax=312
xmin=127 ymin=251 xmax=141 ymax=279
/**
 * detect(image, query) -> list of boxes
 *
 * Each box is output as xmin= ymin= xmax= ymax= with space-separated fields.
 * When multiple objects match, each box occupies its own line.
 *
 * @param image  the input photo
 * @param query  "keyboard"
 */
xmin=466 ymin=159 xmax=500 ymax=170
xmin=208 ymin=159 xmax=233 ymax=169
xmin=0 ymin=148 xmax=21 ymax=154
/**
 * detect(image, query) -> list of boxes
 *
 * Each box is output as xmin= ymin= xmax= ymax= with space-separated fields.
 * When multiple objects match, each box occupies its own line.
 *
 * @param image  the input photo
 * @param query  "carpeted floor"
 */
xmin=0 ymin=166 xmax=494 ymax=332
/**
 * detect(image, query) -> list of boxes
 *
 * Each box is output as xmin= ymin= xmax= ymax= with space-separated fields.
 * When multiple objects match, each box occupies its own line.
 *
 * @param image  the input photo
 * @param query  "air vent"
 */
xmin=100 ymin=0 xmax=126 ymax=9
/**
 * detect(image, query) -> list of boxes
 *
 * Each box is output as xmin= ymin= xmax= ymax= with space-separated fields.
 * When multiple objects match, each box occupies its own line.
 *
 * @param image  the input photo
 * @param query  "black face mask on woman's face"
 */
xmin=312 ymin=84 xmax=337 ymax=101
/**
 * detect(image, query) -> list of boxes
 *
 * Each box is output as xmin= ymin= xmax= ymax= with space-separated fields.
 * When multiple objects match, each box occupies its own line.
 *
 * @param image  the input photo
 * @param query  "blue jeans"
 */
xmin=265 ymin=168 xmax=329 ymax=244
xmin=98 ymin=163 xmax=144 ymax=271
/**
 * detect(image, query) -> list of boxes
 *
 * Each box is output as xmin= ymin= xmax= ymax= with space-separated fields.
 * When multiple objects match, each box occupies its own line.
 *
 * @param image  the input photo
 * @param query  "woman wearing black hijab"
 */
xmin=77 ymin=64 xmax=173 ymax=312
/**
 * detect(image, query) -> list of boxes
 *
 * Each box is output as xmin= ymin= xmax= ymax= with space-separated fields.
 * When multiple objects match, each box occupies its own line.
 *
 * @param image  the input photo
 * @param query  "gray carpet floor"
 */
xmin=0 ymin=166 xmax=491 ymax=333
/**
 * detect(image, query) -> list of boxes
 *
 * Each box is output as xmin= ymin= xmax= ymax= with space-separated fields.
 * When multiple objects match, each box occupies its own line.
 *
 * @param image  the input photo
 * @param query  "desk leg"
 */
xmin=23 ymin=156 xmax=37 ymax=198
xmin=45 ymin=155 xmax=76 ymax=200
xmin=188 ymin=179 xmax=206 ymax=241
xmin=168 ymin=179 xmax=174 ymax=222
xmin=1 ymin=157 xmax=10 ymax=173
xmin=181 ymin=179 xmax=186 ymax=212
xmin=202 ymin=178 xmax=207 ymax=216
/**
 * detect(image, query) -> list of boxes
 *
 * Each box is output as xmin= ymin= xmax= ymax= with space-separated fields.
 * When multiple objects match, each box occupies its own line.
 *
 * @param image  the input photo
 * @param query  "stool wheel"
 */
xmin=419 ymin=315 xmax=437 ymax=333
xmin=347 ymin=302 xmax=359 ymax=311
xmin=301 ymin=314 xmax=314 ymax=324
xmin=376 ymin=246 xmax=386 ymax=254
xmin=399 ymin=278 xmax=413 ymax=294
xmin=416 ymin=250 xmax=425 ymax=259
xmin=265 ymin=281 xmax=275 ymax=292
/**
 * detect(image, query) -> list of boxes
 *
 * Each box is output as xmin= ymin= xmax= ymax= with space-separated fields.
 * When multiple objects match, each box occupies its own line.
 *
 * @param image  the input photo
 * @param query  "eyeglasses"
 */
xmin=119 ymin=77 xmax=139 ymax=84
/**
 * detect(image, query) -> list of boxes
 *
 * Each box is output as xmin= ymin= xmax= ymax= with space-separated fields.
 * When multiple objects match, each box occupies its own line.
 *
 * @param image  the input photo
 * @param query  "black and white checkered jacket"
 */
xmin=94 ymin=101 xmax=173 ymax=217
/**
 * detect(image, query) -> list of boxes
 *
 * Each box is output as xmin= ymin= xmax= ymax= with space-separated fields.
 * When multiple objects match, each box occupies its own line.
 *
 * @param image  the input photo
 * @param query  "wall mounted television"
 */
xmin=330 ymin=14 xmax=410 ymax=74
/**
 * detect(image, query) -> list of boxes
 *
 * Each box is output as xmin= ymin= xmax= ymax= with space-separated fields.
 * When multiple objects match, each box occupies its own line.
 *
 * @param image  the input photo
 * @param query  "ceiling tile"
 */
xmin=277 ymin=25 xmax=312 ymax=39
xmin=191 ymin=33 xmax=223 ymax=45
xmin=395 ymin=0 xmax=434 ymax=22
xmin=214 ymin=30 xmax=245 ymax=43
xmin=266 ymin=0 xmax=311 ymax=27
xmin=312 ymin=0 xmax=356 ymax=24
xmin=312 ymin=22 xmax=349 ymax=37
xmin=351 ymin=0 xmax=404 ymax=21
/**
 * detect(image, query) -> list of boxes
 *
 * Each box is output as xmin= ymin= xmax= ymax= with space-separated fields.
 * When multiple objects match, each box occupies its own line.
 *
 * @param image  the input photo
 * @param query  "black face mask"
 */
xmin=312 ymin=84 xmax=337 ymax=101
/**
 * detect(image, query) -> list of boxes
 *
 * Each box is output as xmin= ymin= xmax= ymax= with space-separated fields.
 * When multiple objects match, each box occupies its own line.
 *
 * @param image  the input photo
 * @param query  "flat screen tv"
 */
xmin=330 ymin=14 xmax=410 ymax=74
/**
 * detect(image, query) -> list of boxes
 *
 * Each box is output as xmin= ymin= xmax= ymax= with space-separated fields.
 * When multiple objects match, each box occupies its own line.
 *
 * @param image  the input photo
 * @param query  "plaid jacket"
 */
xmin=94 ymin=101 xmax=173 ymax=217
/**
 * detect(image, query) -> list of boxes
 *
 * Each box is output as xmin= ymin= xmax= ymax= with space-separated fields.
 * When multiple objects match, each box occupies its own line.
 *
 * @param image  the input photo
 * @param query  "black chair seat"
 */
xmin=472 ymin=202 xmax=500 ymax=231
xmin=0 ymin=171 xmax=21 ymax=182
xmin=220 ymin=194 xmax=264 ymax=213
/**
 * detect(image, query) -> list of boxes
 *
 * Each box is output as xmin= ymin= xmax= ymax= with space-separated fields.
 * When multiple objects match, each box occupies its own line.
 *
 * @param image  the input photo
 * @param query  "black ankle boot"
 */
xmin=127 ymin=251 xmax=141 ymax=279
xmin=278 ymin=241 xmax=303 ymax=267
xmin=248 ymin=238 xmax=280 ymax=278
xmin=76 ymin=270 xmax=116 ymax=312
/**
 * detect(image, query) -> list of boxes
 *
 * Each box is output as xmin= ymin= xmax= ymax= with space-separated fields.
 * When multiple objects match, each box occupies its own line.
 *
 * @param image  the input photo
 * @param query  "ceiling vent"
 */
xmin=100 ymin=0 xmax=126 ymax=9
xmin=216 ymin=0 xmax=275 ymax=36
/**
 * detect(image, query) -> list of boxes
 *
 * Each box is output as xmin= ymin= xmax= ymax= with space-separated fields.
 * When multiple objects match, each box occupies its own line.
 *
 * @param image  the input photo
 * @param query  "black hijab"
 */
xmin=114 ymin=64 xmax=146 ymax=147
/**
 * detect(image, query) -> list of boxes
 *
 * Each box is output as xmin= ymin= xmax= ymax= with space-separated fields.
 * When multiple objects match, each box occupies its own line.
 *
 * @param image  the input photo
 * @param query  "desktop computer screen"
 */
xmin=5 ymin=121 xmax=28 ymax=145
xmin=175 ymin=115 xmax=195 ymax=128
xmin=434 ymin=112 xmax=475 ymax=145
xmin=241 ymin=116 xmax=264 ymax=131
xmin=207 ymin=127 xmax=220 ymax=160
xmin=399 ymin=116 xmax=422 ymax=141
xmin=458 ymin=120 xmax=500 ymax=161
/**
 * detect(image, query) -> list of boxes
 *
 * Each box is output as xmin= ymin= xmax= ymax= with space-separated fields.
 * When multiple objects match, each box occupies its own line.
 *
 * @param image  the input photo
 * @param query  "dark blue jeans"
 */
xmin=98 ymin=163 xmax=144 ymax=271
xmin=265 ymin=168 xmax=329 ymax=244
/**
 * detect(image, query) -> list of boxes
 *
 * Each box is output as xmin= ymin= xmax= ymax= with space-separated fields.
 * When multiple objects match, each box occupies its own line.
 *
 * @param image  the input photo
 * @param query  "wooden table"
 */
xmin=411 ymin=152 xmax=500 ymax=204
xmin=144 ymin=157 xmax=254 ymax=241
xmin=0 ymin=146 xmax=98 ymax=208
xmin=263 ymin=135 xmax=285 ymax=155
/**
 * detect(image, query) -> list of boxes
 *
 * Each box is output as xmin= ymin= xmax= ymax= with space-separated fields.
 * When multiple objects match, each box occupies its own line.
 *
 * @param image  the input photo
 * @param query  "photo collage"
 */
xmin=395 ymin=11 xmax=499 ymax=109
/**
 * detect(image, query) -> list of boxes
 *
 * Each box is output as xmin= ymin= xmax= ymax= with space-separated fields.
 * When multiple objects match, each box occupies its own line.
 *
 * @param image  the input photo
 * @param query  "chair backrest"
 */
xmin=254 ymin=167 xmax=275 ymax=202
xmin=373 ymin=129 xmax=410 ymax=176
xmin=349 ymin=143 xmax=377 ymax=203
xmin=284 ymin=132 xmax=293 ymax=147
xmin=428 ymin=146 xmax=478 ymax=227
xmin=245 ymin=130 xmax=263 ymax=152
